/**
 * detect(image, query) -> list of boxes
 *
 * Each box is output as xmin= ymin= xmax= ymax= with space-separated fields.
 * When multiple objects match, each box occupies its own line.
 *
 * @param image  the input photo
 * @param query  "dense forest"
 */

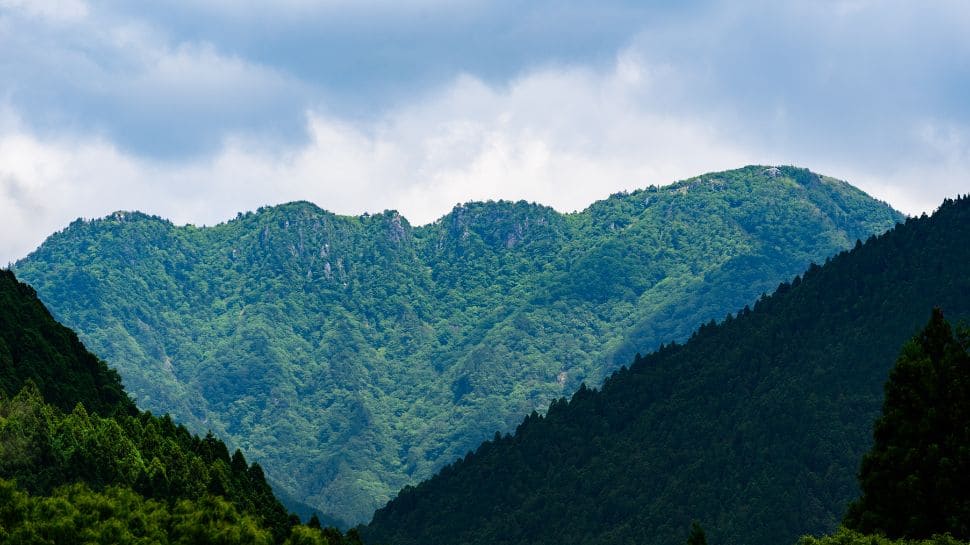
xmin=362 ymin=195 xmax=970 ymax=545
xmin=803 ymin=309 xmax=970 ymax=545
xmin=0 ymin=270 xmax=360 ymax=544
xmin=14 ymin=166 xmax=902 ymax=522
xmin=0 ymin=271 xmax=131 ymax=416
xmin=844 ymin=309 xmax=970 ymax=540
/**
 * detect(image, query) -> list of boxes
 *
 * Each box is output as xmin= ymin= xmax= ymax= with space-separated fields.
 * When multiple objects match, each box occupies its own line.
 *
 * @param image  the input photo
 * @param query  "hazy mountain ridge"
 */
xmin=15 ymin=165 xmax=903 ymax=523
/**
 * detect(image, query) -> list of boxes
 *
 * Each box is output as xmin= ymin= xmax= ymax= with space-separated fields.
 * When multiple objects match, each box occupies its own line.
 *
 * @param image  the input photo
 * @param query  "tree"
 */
xmin=845 ymin=309 xmax=970 ymax=539
xmin=687 ymin=522 xmax=708 ymax=545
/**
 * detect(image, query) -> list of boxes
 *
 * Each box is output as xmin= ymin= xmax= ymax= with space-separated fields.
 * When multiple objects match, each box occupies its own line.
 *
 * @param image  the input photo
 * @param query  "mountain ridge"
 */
xmin=50 ymin=163 xmax=893 ymax=232
xmin=363 ymin=194 xmax=970 ymax=545
xmin=15 ymin=165 xmax=903 ymax=523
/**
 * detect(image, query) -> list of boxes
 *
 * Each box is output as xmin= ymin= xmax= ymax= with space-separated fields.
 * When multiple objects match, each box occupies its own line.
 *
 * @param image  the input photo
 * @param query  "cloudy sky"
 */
xmin=1 ymin=0 xmax=968 ymax=264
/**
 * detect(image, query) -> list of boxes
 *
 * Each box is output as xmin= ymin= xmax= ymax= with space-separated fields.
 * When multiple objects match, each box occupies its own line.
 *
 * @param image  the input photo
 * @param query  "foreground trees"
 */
xmin=845 ymin=309 xmax=970 ymax=540
xmin=0 ymin=269 xmax=361 ymax=544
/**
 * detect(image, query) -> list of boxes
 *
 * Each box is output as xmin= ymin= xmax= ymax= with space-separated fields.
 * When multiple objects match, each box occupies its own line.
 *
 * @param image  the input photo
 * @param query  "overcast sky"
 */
xmin=1 ymin=0 xmax=969 ymax=264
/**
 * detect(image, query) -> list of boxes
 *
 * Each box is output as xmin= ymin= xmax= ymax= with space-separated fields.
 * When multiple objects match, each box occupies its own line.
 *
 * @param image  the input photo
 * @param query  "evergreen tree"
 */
xmin=687 ymin=522 xmax=708 ymax=545
xmin=845 ymin=309 xmax=970 ymax=539
xmin=363 ymin=196 xmax=970 ymax=545
xmin=0 ymin=269 xmax=362 ymax=545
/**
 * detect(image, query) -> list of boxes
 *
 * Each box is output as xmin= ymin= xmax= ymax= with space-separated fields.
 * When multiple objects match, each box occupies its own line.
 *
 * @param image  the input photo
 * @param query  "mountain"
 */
xmin=0 ymin=269 xmax=360 ymax=544
xmin=361 ymin=195 xmax=970 ymax=545
xmin=13 ymin=165 xmax=903 ymax=523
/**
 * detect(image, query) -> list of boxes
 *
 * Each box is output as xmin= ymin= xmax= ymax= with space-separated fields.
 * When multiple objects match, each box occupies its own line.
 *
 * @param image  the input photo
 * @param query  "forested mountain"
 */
xmin=14 ymin=166 xmax=902 ymax=523
xmin=362 ymin=195 xmax=970 ymax=545
xmin=0 ymin=269 xmax=359 ymax=544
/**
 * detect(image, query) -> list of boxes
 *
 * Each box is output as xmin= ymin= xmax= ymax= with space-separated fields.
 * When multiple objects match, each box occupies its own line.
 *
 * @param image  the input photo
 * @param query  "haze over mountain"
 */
xmin=15 ymin=165 xmax=902 ymax=523
xmin=363 ymin=195 xmax=970 ymax=545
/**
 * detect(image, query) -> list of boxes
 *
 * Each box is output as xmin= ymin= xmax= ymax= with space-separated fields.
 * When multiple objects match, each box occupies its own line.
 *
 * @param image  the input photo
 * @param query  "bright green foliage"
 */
xmin=0 ymin=270 xmax=361 ymax=545
xmin=0 ymin=384 xmax=293 ymax=540
xmin=799 ymin=528 xmax=966 ymax=545
xmin=844 ymin=310 xmax=970 ymax=539
xmin=362 ymin=196 xmax=970 ymax=545
xmin=0 ymin=479 xmax=363 ymax=545
xmin=14 ymin=166 xmax=903 ymax=522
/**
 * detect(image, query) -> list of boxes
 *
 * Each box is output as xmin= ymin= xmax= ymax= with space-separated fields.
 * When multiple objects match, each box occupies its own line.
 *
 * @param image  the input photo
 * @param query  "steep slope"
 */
xmin=0 ymin=270 xmax=132 ymax=416
xmin=0 ymin=269 xmax=360 ymax=544
xmin=14 ymin=166 xmax=903 ymax=522
xmin=362 ymin=195 xmax=970 ymax=545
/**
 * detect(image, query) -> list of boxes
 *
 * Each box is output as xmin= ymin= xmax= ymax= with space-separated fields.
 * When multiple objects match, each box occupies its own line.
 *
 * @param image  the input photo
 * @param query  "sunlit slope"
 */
xmin=15 ymin=165 xmax=903 ymax=523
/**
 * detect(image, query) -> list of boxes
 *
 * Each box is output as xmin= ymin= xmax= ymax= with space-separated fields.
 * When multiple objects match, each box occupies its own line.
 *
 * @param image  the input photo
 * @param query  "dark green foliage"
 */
xmin=0 ymin=269 xmax=132 ymax=416
xmin=273 ymin=484 xmax=348 ymax=530
xmin=13 ymin=166 xmax=902 ymax=522
xmin=845 ymin=310 xmax=970 ymax=539
xmin=687 ymin=522 xmax=708 ymax=545
xmin=362 ymin=195 xmax=970 ymax=545
xmin=799 ymin=528 xmax=966 ymax=545
xmin=0 ymin=270 xmax=359 ymax=545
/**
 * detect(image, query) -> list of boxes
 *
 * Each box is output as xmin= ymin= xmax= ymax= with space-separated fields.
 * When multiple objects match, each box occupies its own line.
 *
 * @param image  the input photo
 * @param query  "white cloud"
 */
xmin=3 ymin=46 xmax=968 ymax=265
xmin=0 ymin=1 xmax=309 ymax=157
xmin=830 ymin=120 xmax=970 ymax=216
xmin=0 ymin=56 xmax=749 ymax=264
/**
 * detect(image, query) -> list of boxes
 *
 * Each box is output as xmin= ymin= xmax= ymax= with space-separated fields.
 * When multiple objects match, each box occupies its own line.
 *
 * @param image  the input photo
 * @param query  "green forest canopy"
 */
xmin=0 ymin=269 xmax=360 ymax=545
xmin=362 ymin=195 xmax=970 ymax=545
xmin=801 ymin=310 xmax=970 ymax=545
xmin=14 ymin=166 xmax=903 ymax=522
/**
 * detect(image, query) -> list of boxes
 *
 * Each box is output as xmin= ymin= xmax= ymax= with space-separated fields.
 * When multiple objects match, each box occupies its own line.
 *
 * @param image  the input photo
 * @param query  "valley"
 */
xmin=13 ymin=166 xmax=903 ymax=523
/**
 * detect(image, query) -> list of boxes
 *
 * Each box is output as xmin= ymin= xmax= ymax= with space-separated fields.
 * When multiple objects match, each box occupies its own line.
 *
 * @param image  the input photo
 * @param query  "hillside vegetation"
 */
xmin=0 ymin=270 xmax=360 ymax=545
xmin=15 ymin=166 xmax=902 ymax=522
xmin=801 ymin=309 xmax=970 ymax=545
xmin=362 ymin=195 xmax=970 ymax=545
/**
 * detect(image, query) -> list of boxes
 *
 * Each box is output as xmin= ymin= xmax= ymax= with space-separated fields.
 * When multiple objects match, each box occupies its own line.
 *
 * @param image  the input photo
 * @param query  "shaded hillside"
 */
xmin=362 ymin=195 xmax=970 ymax=545
xmin=0 ymin=270 xmax=359 ymax=544
xmin=802 ymin=311 xmax=970 ymax=545
xmin=15 ymin=166 xmax=902 ymax=522
xmin=845 ymin=309 xmax=970 ymax=540
xmin=0 ymin=270 xmax=132 ymax=416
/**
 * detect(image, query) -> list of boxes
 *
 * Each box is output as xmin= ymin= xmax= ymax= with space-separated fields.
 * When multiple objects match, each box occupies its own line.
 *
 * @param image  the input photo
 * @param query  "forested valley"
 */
xmin=363 ymin=195 xmax=970 ymax=545
xmin=6 ymin=175 xmax=969 ymax=545
xmin=13 ymin=166 xmax=902 ymax=522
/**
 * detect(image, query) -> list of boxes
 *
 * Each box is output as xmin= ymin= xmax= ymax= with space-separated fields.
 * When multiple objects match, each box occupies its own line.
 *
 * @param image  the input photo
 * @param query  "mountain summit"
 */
xmin=15 ymin=165 xmax=902 ymax=523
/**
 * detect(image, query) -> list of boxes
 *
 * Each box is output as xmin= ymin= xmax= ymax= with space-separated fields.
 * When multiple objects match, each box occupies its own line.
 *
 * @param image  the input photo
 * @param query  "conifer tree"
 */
xmin=845 ymin=309 xmax=970 ymax=539
xmin=687 ymin=522 xmax=708 ymax=545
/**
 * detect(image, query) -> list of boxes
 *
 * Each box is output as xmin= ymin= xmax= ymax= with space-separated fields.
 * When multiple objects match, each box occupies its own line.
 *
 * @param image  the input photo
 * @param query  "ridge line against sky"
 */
xmin=1 ymin=0 xmax=969 ymax=265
